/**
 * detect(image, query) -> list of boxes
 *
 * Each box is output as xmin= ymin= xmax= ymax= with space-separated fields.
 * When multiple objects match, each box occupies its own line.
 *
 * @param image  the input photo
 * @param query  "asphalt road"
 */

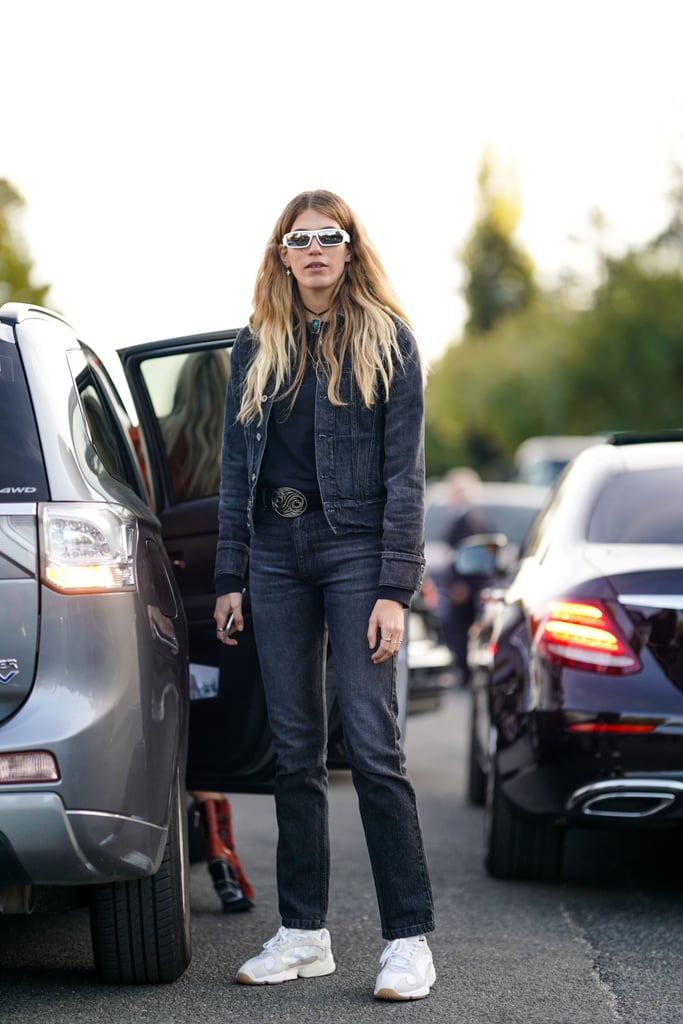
xmin=2 ymin=688 xmax=683 ymax=1023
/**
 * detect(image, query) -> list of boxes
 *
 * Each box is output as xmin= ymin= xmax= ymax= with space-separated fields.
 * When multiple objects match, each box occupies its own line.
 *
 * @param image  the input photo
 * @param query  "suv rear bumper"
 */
xmin=0 ymin=792 xmax=166 ymax=885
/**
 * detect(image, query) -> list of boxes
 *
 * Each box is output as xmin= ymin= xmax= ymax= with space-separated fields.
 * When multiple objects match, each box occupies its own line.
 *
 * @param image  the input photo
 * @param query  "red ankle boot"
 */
xmin=200 ymin=798 xmax=254 ymax=912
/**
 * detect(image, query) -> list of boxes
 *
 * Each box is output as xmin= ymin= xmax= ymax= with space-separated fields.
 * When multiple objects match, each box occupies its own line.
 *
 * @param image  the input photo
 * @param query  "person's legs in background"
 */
xmin=192 ymin=791 xmax=254 ymax=912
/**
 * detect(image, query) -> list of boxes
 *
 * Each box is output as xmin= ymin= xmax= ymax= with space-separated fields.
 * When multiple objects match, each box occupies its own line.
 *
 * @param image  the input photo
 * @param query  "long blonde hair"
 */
xmin=238 ymin=190 xmax=419 ymax=424
xmin=161 ymin=349 xmax=231 ymax=499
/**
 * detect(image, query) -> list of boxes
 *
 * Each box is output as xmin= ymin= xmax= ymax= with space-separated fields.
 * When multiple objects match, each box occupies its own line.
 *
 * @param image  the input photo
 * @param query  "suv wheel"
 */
xmin=484 ymin=755 xmax=564 ymax=880
xmin=89 ymin=768 xmax=192 ymax=984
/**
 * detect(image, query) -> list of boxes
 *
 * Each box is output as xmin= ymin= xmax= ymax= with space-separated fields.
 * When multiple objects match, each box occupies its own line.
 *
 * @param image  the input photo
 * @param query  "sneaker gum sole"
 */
xmin=374 ymin=963 xmax=436 ymax=1001
xmin=237 ymin=955 xmax=336 ymax=985
xmin=374 ymin=985 xmax=430 ymax=1000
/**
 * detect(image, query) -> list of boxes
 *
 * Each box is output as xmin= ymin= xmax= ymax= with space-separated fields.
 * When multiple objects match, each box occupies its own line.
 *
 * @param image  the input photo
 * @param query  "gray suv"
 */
xmin=0 ymin=304 xmax=191 ymax=983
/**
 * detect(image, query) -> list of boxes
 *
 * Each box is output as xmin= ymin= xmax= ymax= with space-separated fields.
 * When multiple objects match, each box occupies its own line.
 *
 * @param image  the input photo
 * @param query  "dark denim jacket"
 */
xmin=215 ymin=319 xmax=426 ymax=594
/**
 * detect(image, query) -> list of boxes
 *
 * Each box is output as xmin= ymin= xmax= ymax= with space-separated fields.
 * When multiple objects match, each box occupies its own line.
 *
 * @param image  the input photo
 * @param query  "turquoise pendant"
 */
xmin=311 ymin=318 xmax=321 ymax=334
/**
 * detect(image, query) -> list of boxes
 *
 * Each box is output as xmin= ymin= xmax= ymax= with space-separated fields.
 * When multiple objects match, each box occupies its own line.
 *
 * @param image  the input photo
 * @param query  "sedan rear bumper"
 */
xmin=498 ymin=728 xmax=683 ymax=825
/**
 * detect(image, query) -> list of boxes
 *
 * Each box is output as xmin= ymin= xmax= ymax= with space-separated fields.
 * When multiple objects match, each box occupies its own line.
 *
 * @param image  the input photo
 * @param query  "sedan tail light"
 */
xmin=533 ymin=600 xmax=641 ymax=675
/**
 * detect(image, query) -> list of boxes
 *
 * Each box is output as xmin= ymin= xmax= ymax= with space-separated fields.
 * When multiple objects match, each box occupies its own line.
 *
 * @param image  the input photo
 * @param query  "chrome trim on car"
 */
xmin=619 ymin=594 xmax=683 ymax=609
xmin=0 ymin=504 xmax=37 ymax=515
xmin=567 ymin=778 xmax=683 ymax=818
xmin=0 ymin=660 xmax=19 ymax=684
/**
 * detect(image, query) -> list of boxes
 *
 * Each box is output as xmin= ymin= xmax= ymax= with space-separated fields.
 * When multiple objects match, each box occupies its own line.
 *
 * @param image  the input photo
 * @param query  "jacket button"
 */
xmin=261 ymin=394 xmax=268 ymax=402
xmin=256 ymin=433 xmax=262 ymax=441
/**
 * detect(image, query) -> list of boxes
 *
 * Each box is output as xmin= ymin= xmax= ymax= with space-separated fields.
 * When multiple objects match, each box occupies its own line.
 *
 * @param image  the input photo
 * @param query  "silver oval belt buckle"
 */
xmin=272 ymin=486 xmax=308 ymax=518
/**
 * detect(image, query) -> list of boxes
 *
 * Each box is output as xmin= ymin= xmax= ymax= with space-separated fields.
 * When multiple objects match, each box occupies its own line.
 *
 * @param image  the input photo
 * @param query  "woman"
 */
xmin=213 ymin=190 xmax=435 ymax=1000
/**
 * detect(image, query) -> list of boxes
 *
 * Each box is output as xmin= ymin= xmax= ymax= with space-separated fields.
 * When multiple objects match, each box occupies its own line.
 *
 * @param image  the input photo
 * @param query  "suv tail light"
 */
xmin=0 ymin=751 xmax=60 ymax=783
xmin=39 ymin=503 xmax=137 ymax=593
xmin=533 ymin=600 xmax=641 ymax=675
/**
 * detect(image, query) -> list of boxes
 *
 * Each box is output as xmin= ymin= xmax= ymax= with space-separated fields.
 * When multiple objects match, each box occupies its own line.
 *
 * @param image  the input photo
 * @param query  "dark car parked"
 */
xmin=460 ymin=433 xmax=683 ymax=880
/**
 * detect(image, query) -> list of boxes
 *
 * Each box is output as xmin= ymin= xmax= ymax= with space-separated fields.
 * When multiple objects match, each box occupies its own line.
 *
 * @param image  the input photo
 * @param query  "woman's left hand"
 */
xmin=368 ymin=598 xmax=405 ymax=663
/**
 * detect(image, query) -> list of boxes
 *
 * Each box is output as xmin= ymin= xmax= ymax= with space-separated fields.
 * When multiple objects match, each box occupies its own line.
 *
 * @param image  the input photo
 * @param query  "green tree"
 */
xmin=425 ymin=292 xmax=579 ymax=477
xmin=425 ymin=155 xmax=683 ymax=479
xmin=461 ymin=150 xmax=536 ymax=336
xmin=0 ymin=179 xmax=52 ymax=307
xmin=425 ymin=244 xmax=683 ymax=478
xmin=647 ymin=159 xmax=683 ymax=271
xmin=564 ymin=252 xmax=683 ymax=433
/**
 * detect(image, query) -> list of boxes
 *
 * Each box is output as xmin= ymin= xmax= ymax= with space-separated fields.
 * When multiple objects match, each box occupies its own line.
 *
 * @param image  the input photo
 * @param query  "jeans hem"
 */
xmin=282 ymin=918 xmax=326 ymax=932
xmin=382 ymin=920 xmax=435 ymax=941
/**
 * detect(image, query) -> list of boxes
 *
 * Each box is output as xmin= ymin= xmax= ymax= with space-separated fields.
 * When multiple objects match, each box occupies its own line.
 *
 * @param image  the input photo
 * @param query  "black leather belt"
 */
xmin=258 ymin=486 xmax=323 ymax=518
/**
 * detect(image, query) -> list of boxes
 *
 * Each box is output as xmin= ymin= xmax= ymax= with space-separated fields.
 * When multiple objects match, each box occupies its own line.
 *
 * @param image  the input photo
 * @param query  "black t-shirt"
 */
xmin=259 ymin=337 xmax=318 ymax=493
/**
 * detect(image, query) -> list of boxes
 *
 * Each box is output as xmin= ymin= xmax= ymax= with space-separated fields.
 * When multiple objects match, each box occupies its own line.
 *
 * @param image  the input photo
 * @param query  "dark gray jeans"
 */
xmin=249 ymin=509 xmax=434 ymax=941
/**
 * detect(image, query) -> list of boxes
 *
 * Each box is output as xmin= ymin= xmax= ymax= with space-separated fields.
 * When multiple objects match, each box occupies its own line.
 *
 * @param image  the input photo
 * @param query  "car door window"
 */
xmin=123 ymin=341 xmax=282 ymax=791
xmin=139 ymin=349 xmax=231 ymax=504
xmin=79 ymin=381 xmax=130 ymax=484
xmin=70 ymin=356 xmax=147 ymax=503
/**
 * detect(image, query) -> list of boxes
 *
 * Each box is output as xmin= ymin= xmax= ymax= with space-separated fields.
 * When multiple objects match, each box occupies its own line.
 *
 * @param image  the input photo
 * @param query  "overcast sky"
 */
xmin=4 ymin=0 xmax=683 ymax=369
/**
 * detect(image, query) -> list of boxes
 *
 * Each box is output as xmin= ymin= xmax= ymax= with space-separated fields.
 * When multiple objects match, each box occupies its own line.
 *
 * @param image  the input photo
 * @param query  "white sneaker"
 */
xmin=236 ymin=926 xmax=336 ymax=985
xmin=374 ymin=935 xmax=436 ymax=1000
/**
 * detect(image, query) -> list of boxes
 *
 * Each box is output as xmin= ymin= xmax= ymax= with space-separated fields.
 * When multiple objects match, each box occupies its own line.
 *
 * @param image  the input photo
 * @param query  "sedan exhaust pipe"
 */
xmin=567 ymin=779 xmax=683 ymax=819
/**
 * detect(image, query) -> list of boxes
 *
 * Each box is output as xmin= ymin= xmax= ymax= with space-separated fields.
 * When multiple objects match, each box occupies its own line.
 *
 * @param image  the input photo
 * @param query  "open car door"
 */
xmin=118 ymin=331 xmax=349 ymax=793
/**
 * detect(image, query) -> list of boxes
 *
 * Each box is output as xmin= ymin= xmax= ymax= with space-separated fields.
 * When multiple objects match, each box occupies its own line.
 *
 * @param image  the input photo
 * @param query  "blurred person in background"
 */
xmin=434 ymin=468 xmax=490 ymax=685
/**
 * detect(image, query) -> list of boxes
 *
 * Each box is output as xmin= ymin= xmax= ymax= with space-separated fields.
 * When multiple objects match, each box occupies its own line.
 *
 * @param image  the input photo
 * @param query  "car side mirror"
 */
xmin=453 ymin=533 xmax=509 ymax=578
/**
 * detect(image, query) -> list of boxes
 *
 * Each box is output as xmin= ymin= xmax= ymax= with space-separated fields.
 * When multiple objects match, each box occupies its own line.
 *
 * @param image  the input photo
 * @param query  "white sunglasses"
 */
xmin=282 ymin=228 xmax=350 ymax=249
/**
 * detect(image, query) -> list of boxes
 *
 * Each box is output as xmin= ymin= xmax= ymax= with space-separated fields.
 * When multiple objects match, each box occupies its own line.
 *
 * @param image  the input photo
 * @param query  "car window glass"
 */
xmin=71 ymin=358 xmax=144 ymax=500
xmin=588 ymin=469 xmax=683 ymax=543
xmin=140 ymin=348 xmax=231 ymax=503
xmin=80 ymin=382 xmax=130 ymax=483
xmin=522 ymin=479 xmax=568 ymax=557
xmin=0 ymin=341 xmax=49 ymax=500
xmin=478 ymin=504 xmax=541 ymax=548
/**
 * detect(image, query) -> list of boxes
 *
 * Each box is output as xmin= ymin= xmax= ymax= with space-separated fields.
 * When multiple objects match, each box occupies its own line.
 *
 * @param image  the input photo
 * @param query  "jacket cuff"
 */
xmin=379 ymin=585 xmax=413 ymax=609
xmin=215 ymin=573 xmax=244 ymax=597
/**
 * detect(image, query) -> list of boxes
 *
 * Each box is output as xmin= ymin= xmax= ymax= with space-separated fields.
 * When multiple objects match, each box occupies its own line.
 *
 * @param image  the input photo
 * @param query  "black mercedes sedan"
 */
xmin=460 ymin=433 xmax=683 ymax=880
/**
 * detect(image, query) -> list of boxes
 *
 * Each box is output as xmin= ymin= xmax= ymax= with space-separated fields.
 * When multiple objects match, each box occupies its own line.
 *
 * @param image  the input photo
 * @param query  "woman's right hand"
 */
xmin=214 ymin=591 xmax=244 ymax=646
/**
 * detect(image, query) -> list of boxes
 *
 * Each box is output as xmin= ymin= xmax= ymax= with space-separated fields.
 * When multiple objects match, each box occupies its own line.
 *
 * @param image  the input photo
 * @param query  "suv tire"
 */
xmin=89 ymin=768 xmax=192 ymax=983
